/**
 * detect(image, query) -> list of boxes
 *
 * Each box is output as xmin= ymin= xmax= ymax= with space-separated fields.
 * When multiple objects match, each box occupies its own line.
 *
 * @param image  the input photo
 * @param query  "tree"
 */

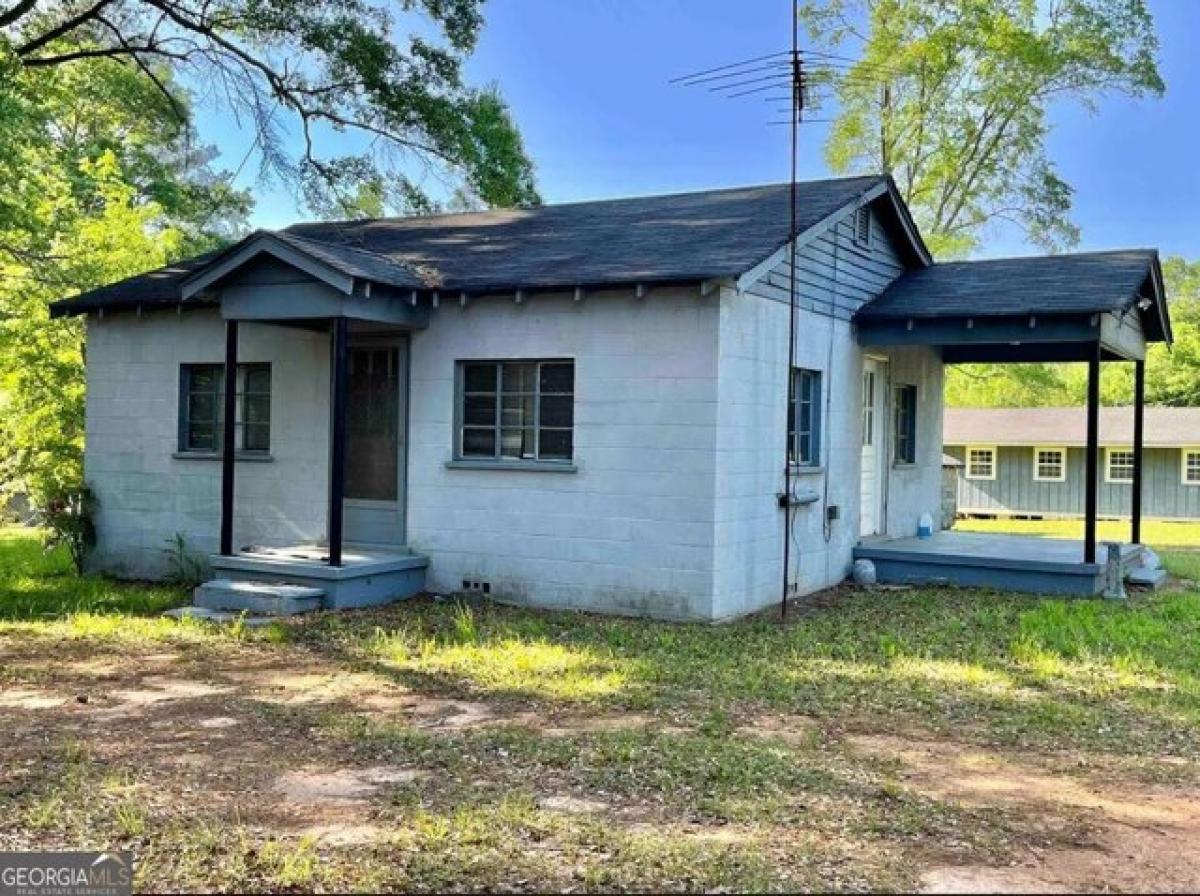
xmin=0 ymin=55 xmax=248 ymax=503
xmin=801 ymin=0 xmax=1163 ymax=256
xmin=1 ymin=0 xmax=539 ymax=216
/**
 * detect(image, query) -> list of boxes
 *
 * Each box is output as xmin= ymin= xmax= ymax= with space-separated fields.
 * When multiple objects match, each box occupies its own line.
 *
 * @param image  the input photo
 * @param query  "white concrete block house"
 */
xmin=51 ymin=175 xmax=1172 ymax=618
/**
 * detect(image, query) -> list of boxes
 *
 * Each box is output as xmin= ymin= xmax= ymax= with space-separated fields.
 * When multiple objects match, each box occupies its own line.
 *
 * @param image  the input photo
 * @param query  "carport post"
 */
xmin=327 ymin=316 xmax=349 ymax=568
xmin=1132 ymin=360 xmax=1145 ymax=545
xmin=1084 ymin=342 xmax=1100 ymax=564
xmin=219 ymin=320 xmax=238 ymax=556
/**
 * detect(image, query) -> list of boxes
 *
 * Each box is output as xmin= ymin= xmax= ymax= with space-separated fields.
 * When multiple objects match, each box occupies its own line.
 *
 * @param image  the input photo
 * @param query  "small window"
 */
xmin=1183 ymin=449 xmax=1200 ymax=486
xmin=853 ymin=206 xmax=871 ymax=247
xmin=178 ymin=363 xmax=271 ymax=454
xmin=893 ymin=384 xmax=917 ymax=465
xmin=966 ymin=446 xmax=996 ymax=481
xmin=1033 ymin=446 xmax=1066 ymax=482
xmin=1105 ymin=448 xmax=1135 ymax=484
xmin=788 ymin=368 xmax=822 ymax=466
xmin=458 ymin=360 xmax=574 ymax=463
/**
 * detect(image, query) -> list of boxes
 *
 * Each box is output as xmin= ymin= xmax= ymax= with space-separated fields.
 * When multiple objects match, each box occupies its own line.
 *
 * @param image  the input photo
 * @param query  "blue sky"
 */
xmin=212 ymin=0 xmax=1200 ymax=260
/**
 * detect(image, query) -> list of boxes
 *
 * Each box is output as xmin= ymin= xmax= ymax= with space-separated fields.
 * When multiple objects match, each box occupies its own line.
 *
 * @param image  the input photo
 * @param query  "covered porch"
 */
xmin=853 ymin=250 xmax=1172 ymax=597
xmin=183 ymin=230 xmax=435 ymax=610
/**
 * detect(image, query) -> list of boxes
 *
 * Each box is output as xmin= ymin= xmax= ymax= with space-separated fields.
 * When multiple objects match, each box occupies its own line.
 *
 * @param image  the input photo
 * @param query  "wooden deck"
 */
xmin=853 ymin=531 xmax=1143 ymax=596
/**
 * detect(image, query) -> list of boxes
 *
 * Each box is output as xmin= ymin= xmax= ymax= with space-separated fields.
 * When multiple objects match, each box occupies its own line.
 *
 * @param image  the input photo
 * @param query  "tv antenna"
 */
xmin=671 ymin=6 xmax=900 ymax=620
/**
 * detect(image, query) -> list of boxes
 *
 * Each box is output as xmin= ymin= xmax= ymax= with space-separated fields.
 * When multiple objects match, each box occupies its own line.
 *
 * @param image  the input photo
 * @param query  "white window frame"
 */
xmin=965 ymin=445 xmax=997 ymax=481
xmin=1032 ymin=445 xmax=1067 ymax=483
xmin=1181 ymin=447 xmax=1200 ymax=486
xmin=1105 ymin=447 xmax=1135 ymax=484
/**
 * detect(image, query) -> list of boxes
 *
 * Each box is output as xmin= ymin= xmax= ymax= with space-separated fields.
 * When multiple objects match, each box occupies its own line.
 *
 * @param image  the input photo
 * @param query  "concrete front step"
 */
xmin=194 ymin=579 xmax=325 ymax=615
xmin=1126 ymin=566 xmax=1169 ymax=590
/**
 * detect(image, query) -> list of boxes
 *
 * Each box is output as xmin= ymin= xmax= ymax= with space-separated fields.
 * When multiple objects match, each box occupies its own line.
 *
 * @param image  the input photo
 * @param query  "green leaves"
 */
xmin=803 ymin=0 xmax=1163 ymax=256
xmin=3 ymin=0 xmax=538 ymax=216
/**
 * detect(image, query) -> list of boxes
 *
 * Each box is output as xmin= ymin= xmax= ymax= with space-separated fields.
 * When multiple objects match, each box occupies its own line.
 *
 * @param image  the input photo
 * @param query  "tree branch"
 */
xmin=14 ymin=0 xmax=114 ymax=57
xmin=0 ymin=0 xmax=37 ymax=28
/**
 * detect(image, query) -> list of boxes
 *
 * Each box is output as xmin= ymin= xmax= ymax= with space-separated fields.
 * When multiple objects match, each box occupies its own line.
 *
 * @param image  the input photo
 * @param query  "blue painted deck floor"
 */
xmin=853 ymin=531 xmax=1141 ymax=597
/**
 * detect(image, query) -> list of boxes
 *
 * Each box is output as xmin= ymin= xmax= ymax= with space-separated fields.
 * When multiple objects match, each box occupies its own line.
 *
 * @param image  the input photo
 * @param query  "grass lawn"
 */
xmin=2 ymin=525 xmax=1199 ymax=892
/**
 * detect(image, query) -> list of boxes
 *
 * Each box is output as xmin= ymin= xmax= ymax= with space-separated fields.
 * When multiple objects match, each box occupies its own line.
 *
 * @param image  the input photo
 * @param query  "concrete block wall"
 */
xmin=710 ymin=204 xmax=945 ymax=618
xmin=405 ymin=286 xmax=722 ymax=620
xmin=84 ymin=308 xmax=331 ymax=577
xmin=882 ymin=345 xmax=945 ymax=538
xmin=712 ymin=287 xmax=867 ymax=618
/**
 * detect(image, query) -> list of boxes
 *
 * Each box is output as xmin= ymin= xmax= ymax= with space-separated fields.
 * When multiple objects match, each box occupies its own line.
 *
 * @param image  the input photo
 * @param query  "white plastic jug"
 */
xmin=918 ymin=512 xmax=934 ymax=539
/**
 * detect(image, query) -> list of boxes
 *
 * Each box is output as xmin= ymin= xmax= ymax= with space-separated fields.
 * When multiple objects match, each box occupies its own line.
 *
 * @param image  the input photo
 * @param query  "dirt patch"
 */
xmin=850 ymin=734 xmax=1200 ymax=893
xmin=735 ymin=712 xmax=820 ymax=745
xmin=0 ymin=689 xmax=66 ymax=710
xmin=537 ymin=794 xmax=610 ymax=814
xmin=274 ymin=765 xmax=425 ymax=805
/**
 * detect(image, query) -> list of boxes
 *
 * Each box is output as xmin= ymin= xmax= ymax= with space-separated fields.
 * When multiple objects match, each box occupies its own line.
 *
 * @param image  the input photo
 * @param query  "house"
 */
xmin=945 ymin=407 xmax=1200 ymax=521
xmin=49 ymin=175 xmax=1173 ymax=616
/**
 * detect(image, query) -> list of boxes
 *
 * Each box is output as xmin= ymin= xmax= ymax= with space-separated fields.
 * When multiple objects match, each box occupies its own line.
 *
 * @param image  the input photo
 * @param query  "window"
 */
xmin=1033 ymin=446 xmax=1066 ymax=482
xmin=1183 ymin=449 xmax=1200 ymax=486
xmin=1106 ymin=448 xmax=1135 ymax=484
xmin=893 ymin=384 xmax=917 ymax=465
xmin=966 ymin=446 xmax=996 ymax=481
xmin=853 ymin=206 xmax=871 ymax=247
xmin=788 ymin=368 xmax=822 ymax=466
xmin=458 ymin=360 xmax=574 ymax=463
xmin=178 ymin=363 xmax=270 ymax=454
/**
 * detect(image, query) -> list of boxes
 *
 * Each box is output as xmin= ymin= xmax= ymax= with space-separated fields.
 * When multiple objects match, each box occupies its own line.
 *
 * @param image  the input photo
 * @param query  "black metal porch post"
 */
xmin=328 ymin=317 xmax=349 ymax=567
xmin=219 ymin=320 xmax=239 ymax=556
xmin=1084 ymin=342 xmax=1101 ymax=563
xmin=1132 ymin=359 xmax=1146 ymax=545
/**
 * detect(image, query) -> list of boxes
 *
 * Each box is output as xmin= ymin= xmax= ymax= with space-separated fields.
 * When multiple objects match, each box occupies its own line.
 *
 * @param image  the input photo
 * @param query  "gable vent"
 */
xmin=854 ymin=206 xmax=871 ymax=247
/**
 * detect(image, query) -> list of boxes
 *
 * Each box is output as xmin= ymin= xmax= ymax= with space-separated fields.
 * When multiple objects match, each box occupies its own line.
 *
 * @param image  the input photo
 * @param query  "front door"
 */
xmin=343 ymin=340 xmax=406 ymax=546
xmin=860 ymin=358 xmax=887 ymax=537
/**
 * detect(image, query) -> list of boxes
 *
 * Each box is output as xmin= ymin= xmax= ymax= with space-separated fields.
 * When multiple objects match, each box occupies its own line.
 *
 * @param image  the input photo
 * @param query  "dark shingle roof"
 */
xmin=263 ymin=231 xmax=425 ymax=290
xmin=857 ymin=249 xmax=1160 ymax=322
xmin=945 ymin=406 xmax=1200 ymax=448
xmin=51 ymin=175 xmax=889 ymax=315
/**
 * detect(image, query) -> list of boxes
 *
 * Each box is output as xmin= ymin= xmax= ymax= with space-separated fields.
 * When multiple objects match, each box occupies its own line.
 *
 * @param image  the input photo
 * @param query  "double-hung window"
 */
xmin=893 ymin=384 xmax=917 ymax=465
xmin=787 ymin=368 xmax=822 ymax=467
xmin=1033 ymin=447 xmax=1066 ymax=482
xmin=966 ymin=446 xmax=996 ymax=480
xmin=1106 ymin=448 xmax=1135 ymax=484
xmin=178 ymin=363 xmax=271 ymax=454
xmin=1183 ymin=449 xmax=1200 ymax=486
xmin=458 ymin=360 xmax=574 ymax=463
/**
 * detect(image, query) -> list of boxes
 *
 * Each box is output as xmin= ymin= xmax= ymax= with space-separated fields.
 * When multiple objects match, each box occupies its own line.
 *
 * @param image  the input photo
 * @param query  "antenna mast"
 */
xmin=781 ymin=2 xmax=802 ymax=620
xmin=670 ymin=4 xmax=897 ymax=620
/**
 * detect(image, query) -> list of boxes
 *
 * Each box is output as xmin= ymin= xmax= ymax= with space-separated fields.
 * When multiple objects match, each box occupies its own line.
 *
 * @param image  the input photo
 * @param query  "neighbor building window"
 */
xmin=1106 ymin=448 xmax=1135 ymax=484
xmin=458 ymin=360 xmax=574 ymax=462
xmin=893 ymin=384 xmax=917 ymax=465
xmin=966 ymin=446 xmax=996 ymax=480
xmin=178 ymin=363 xmax=271 ymax=454
xmin=788 ymin=368 xmax=822 ymax=466
xmin=1033 ymin=447 xmax=1066 ymax=482
xmin=1183 ymin=449 xmax=1200 ymax=486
